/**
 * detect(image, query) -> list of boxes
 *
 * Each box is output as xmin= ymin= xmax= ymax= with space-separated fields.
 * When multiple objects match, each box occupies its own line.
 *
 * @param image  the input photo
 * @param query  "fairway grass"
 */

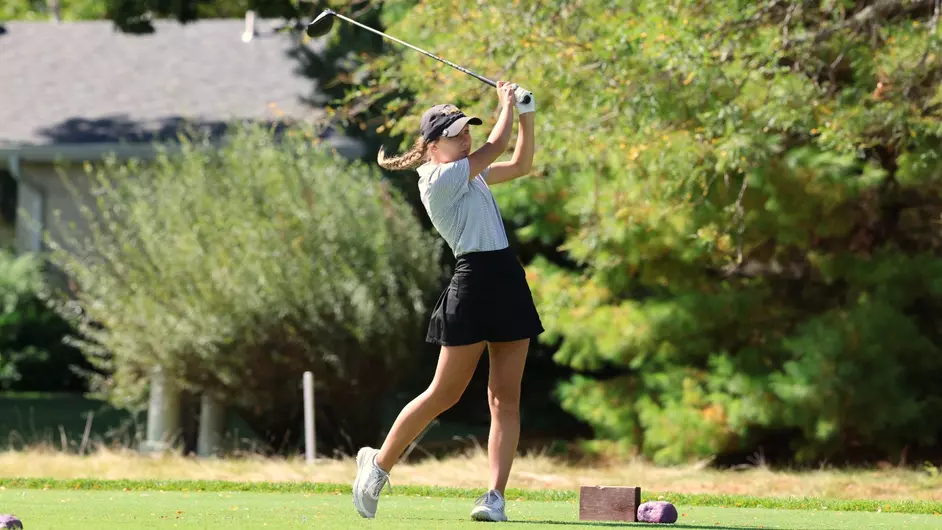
xmin=2 ymin=488 xmax=940 ymax=529
xmin=2 ymin=477 xmax=942 ymax=517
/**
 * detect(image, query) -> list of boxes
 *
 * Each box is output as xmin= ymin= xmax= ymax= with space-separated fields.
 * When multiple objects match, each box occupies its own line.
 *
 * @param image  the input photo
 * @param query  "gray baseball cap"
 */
xmin=420 ymin=104 xmax=482 ymax=142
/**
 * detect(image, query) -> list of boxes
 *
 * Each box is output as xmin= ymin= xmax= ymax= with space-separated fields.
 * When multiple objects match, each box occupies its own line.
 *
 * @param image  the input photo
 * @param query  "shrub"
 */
xmin=43 ymin=123 xmax=444 ymax=450
xmin=0 ymin=249 xmax=89 ymax=392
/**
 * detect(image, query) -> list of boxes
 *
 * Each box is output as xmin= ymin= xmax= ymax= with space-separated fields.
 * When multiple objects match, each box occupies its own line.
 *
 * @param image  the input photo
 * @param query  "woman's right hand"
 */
xmin=497 ymin=81 xmax=518 ymax=109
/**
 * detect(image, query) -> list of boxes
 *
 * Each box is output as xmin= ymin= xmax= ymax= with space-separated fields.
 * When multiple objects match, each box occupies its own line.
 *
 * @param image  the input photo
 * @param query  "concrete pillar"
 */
xmin=197 ymin=394 xmax=227 ymax=458
xmin=141 ymin=366 xmax=181 ymax=453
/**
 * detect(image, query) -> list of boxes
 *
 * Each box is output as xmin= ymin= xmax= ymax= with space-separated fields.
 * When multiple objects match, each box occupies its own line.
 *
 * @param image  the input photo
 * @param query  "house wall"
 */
xmin=15 ymin=161 xmax=97 ymax=257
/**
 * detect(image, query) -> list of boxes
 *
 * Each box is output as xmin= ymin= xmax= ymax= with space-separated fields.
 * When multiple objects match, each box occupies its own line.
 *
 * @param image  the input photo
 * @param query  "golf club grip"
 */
xmin=448 ymin=67 xmax=531 ymax=105
xmin=446 ymin=67 xmax=532 ymax=104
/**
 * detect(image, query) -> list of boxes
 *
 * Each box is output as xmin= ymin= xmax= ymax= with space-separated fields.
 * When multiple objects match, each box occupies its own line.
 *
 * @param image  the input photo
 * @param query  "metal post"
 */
xmin=303 ymin=371 xmax=315 ymax=464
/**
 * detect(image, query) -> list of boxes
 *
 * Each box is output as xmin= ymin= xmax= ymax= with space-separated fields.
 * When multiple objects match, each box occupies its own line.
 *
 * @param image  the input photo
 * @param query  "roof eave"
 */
xmin=0 ymin=142 xmax=183 ymax=164
xmin=0 ymin=135 xmax=366 ymax=167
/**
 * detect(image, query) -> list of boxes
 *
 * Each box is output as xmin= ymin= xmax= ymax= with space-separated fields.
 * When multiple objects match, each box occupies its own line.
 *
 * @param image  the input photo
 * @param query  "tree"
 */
xmin=0 ymin=249 xmax=91 ymax=392
xmin=2 ymin=0 xmax=106 ymax=20
xmin=366 ymin=0 xmax=942 ymax=465
xmin=105 ymin=0 xmax=307 ymax=33
xmin=42 ymin=123 xmax=444 ymax=452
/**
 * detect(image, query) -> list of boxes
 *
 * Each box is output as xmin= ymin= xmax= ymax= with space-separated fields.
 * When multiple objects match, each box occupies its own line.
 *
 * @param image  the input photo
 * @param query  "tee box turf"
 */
xmin=578 ymin=485 xmax=642 ymax=522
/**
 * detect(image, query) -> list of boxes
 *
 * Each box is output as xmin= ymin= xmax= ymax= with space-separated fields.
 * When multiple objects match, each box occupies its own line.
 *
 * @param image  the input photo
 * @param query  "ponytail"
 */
xmin=377 ymin=137 xmax=429 ymax=171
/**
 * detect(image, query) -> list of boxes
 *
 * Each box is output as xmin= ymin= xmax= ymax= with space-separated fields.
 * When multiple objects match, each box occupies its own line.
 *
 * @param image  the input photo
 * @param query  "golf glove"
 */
xmin=515 ymin=86 xmax=535 ymax=114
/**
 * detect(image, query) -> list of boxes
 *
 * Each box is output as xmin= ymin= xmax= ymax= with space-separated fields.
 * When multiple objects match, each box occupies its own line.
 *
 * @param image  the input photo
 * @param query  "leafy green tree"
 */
xmin=0 ymin=249 xmax=91 ymax=392
xmin=105 ymin=0 xmax=304 ymax=33
xmin=1 ymin=0 xmax=107 ymax=20
xmin=366 ymin=0 xmax=942 ymax=465
xmin=42 ymin=123 xmax=444 ymax=450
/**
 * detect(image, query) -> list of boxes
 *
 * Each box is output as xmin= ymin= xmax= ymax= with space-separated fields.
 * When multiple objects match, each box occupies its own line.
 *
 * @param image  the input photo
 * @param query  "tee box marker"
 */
xmin=579 ymin=485 xmax=642 ymax=522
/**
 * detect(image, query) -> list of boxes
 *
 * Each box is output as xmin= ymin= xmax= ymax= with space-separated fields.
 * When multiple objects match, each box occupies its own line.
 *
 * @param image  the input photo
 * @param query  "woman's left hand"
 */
xmin=515 ymin=86 xmax=535 ymax=114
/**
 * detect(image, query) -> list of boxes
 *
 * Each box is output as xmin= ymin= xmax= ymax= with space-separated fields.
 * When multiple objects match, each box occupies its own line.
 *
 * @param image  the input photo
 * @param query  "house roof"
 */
xmin=0 ymin=18 xmax=345 ymax=154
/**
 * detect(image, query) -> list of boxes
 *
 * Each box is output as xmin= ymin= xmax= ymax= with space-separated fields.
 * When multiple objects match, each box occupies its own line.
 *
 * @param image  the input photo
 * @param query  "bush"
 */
xmin=366 ymin=0 xmax=942 ymax=464
xmin=43 ymin=123 xmax=444 ymax=451
xmin=0 ymin=249 xmax=89 ymax=392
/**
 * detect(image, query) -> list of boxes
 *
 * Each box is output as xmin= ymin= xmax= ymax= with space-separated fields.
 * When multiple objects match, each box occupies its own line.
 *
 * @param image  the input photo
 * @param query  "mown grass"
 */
xmin=7 ymin=490 xmax=942 ymax=530
xmin=2 ymin=477 xmax=941 ymax=515
xmin=2 ymin=488 xmax=942 ymax=529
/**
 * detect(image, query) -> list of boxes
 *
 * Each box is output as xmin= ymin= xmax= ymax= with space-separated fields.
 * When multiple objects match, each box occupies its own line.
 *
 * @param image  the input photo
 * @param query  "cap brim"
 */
xmin=441 ymin=116 xmax=483 ymax=137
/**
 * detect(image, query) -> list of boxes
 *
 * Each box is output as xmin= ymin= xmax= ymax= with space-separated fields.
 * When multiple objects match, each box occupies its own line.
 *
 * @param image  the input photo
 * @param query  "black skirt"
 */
xmin=426 ymin=247 xmax=544 ymax=346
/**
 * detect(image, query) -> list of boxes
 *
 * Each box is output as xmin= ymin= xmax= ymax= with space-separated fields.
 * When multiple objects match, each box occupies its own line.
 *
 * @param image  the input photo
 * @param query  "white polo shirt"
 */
xmin=417 ymin=157 xmax=509 ymax=258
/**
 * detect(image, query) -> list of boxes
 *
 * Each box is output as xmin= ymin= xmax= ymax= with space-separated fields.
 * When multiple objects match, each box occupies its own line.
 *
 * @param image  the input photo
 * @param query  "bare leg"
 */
xmin=485 ymin=338 xmax=530 ymax=495
xmin=375 ymin=341 xmax=486 ymax=472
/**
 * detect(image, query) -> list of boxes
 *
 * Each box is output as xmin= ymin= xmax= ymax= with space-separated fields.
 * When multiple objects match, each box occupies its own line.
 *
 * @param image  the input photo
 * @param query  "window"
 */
xmin=0 ymin=169 xmax=15 ymax=249
xmin=0 ymin=170 xmax=16 ymax=224
xmin=18 ymin=181 xmax=45 ymax=252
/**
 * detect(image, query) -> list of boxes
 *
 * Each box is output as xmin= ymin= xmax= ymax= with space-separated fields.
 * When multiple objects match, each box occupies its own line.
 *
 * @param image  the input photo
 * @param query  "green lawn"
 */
xmin=2 ymin=488 xmax=940 ymax=529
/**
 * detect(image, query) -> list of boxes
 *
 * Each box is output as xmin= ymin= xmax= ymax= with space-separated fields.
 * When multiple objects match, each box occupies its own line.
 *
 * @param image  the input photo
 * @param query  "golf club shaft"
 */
xmin=328 ymin=10 xmax=498 ymax=88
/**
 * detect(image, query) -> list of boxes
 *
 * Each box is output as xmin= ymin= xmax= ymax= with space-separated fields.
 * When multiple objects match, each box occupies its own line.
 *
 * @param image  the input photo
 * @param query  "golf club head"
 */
xmin=306 ymin=10 xmax=335 ymax=38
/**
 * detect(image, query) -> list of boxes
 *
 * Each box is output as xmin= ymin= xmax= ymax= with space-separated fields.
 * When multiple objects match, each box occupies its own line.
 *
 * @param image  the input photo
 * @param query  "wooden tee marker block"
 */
xmin=579 ymin=486 xmax=642 ymax=522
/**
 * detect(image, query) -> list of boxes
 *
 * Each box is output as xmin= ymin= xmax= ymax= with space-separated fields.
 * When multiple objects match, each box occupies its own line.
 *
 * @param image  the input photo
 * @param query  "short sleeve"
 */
xmin=427 ymin=157 xmax=471 ymax=206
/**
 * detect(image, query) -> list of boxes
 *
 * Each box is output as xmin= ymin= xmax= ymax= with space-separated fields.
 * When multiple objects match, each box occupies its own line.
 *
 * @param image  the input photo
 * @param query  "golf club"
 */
xmin=306 ymin=9 xmax=531 ymax=104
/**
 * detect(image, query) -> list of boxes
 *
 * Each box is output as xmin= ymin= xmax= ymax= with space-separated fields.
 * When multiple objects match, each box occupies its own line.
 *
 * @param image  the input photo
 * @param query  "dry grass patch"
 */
xmin=1 ymin=446 xmax=939 ymax=501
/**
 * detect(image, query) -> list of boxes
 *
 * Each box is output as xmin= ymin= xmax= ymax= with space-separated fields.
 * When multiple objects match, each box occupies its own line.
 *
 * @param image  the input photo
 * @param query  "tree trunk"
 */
xmin=141 ymin=366 xmax=181 ymax=453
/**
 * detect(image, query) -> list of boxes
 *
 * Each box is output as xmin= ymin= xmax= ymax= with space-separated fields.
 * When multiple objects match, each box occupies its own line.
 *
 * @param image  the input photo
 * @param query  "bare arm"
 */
xmin=467 ymin=82 xmax=517 ymax=179
xmin=485 ymin=112 xmax=534 ymax=184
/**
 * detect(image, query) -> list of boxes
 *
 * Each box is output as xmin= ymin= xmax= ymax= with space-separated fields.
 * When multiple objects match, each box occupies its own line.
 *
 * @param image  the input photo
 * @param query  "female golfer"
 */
xmin=351 ymin=81 xmax=541 ymax=522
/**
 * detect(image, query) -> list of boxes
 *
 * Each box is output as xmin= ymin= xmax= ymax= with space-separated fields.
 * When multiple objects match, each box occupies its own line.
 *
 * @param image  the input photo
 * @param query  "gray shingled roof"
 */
xmin=0 ymin=18 xmax=333 ymax=147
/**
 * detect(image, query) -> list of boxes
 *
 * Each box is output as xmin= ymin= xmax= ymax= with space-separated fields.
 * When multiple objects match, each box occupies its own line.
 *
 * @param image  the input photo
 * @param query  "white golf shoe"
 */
xmin=352 ymin=447 xmax=390 ymax=518
xmin=471 ymin=489 xmax=508 ymax=522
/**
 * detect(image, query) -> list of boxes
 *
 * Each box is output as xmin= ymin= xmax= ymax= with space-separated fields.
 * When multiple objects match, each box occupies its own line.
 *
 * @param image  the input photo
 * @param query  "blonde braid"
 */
xmin=377 ymin=137 xmax=430 ymax=171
